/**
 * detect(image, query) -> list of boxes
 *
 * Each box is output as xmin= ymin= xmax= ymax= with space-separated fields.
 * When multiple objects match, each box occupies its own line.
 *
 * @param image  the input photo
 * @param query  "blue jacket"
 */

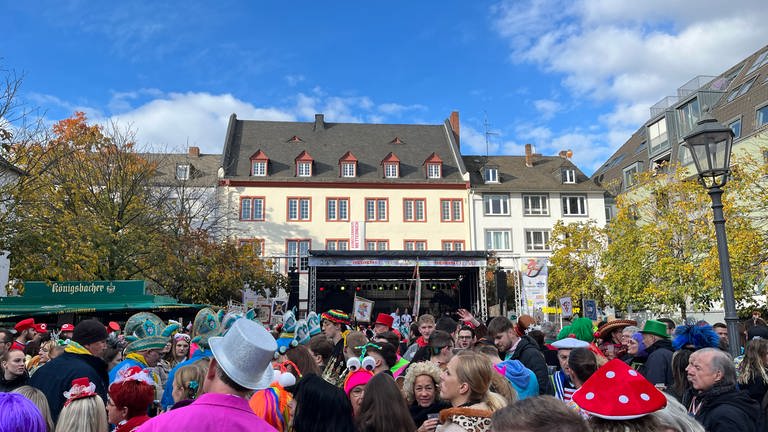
xmin=161 ymin=348 xmax=213 ymax=410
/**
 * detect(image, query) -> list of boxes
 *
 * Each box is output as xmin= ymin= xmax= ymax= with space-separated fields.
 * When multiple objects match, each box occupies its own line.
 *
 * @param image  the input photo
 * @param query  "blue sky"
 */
xmin=4 ymin=1 xmax=768 ymax=174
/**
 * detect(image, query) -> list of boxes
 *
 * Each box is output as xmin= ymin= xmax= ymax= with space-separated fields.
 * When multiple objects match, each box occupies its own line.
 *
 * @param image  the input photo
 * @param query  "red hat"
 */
xmin=14 ymin=318 xmax=35 ymax=333
xmin=374 ymin=313 xmax=394 ymax=329
xmin=107 ymin=321 xmax=121 ymax=333
xmin=572 ymin=359 xmax=666 ymax=420
xmin=33 ymin=323 xmax=48 ymax=333
xmin=60 ymin=323 xmax=75 ymax=332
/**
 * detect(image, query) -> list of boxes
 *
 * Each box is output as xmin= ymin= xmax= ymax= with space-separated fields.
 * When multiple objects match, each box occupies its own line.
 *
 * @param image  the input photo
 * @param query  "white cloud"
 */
xmin=533 ymin=99 xmax=561 ymax=120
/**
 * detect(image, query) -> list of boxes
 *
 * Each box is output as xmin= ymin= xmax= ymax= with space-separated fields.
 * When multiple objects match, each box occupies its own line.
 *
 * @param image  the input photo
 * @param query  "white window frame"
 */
xmin=562 ymin=169 xmax=576 ymax=184
xmin=384 ymin=163 xmax=399 ymax=178
xmin=485 ymin=230 xmax=511 ymax=251
xmin=240 ymin=197 xmax=265 ymax=221
xmin=648 ymin=118 xmax=668 ymax=150
xmin=562 ymin=195 xmax=587 ymax=216
xmin=484 ymin=167 xmax=499 ymax=183
xmin=440 ymin=199 xmax=463 ymax=222
xmin=365 ymin=240 xmax=389 ymax=251
xmin=483 ymin=194 xmax=509 ymax=216
xmin=297 ymin=161 xmax=312 ymax=177
xmin=176 ymin=164 xmax=190 ymax=181
xmin=404 ymin=240 xmax=427 ymax=251
xmin=326 ymin=239 xmax=350 ymax=251
xmin=326 ymin=198 xmax=349 ymax=221
xmin=286 ymin=240 xmax=310 ymax=271
xmin=427 ymin=163 xmax=441 ymax=179
xmin=251 ymin=160 xmax=267 ymax=177
xmin=525 ymin=230 xmax=551 ymax=252
xmin=523 ymin=194 xmax=549 ymax=216
xmin=341 ymin=162 xmax=356 ymax=178
xmin=288 ymin=198 xmax=311 ymax=221
xmin=622 ymin=162 xmax=643 ymax=190
xmin=404 ymin=199 xmax=426 ymax=222
xmin=365 ymin=199 xmax=387 ymax=221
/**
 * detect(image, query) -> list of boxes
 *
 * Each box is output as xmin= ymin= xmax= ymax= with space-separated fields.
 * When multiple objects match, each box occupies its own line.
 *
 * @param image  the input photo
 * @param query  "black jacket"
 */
xmin=642 ymin=338 xmax=673 ymax=388
xmin=507 ymin=335 xmax=553 ymax=395
xmin=0 ymin=371 xmax=29 ymax=392
xmin=29 ymin=351 xmax=108 ymax=422
xmin=685 ymin=383 xmax=762 ymax=432
xmin=409 ymin=400 xmax=451 ymax=428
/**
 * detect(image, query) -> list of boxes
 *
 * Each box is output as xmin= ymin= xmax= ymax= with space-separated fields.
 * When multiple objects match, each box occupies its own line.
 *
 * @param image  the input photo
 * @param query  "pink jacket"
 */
xmin=138 ymin=393 xmax=277 ymax=432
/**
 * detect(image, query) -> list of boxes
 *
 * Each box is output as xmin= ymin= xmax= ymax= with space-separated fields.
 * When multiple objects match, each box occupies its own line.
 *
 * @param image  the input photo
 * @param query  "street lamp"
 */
xmin=682 ymin=109 xmax=739 ymax=357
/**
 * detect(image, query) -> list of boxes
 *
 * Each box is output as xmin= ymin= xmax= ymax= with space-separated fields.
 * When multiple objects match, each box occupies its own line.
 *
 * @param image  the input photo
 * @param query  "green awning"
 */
xmin=0 ymin=296 xmax=204 ymax=320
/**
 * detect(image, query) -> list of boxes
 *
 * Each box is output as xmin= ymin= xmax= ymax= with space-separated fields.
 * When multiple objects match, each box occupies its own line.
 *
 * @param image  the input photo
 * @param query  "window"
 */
xmin=678 ymin=145 xmax=693 ymax=165
xmin=326 ymin=198 xmax=349 ymax=221
xmin=605 ymin=206 xmax=613 ymax=222
xmin=648 ymin=118 xmax=668 ymax=153
xmin=403 ymin=198 xmax=426 ymax=222
xmin=485 ymin=230 xmax=511 ymax=250
xmin=440 ymin=199 xmax=463 ymax=222
xmin=525 ymin=230 xmax=551 ymax=252
xmin=622 ymin=162 xmax=643 ymax=190
xmin=729 ymin=118 xmax=742 ymax=139
xmin=678 ymin=98 xmax=701 ymax=137
xmin=758 ymin=104 xmax=768 ymax=128
xmin=727 ymin=76 xmax=758 ymax=103
xmin=238 ymin=239 xmax=264 ymax=256
xmin=384 ymin=163 xmax=399 ymax=178
xmin=746 ymin=50 xmax=768 ymax=75
xmin=562 ymin=196 xmax=587 ymax=216
xmin=341 ymin=162 xmax=356 ymax=178
xmin=484 ymin=167 xmax=499 ymax=183
xmin=523 ymin=195 xmax=549 ymax=216
xmin=442 ymin=240 xmax=465 ymax=251
xmin=562 ymin=169 xmax=576 ymax=184
xmin=251 ymin=160 xmax=267 ymax=176
xmin=240 ymin=197 xmax=265 ymax=221
xmin=287 ymin=197 xmax=311 ymax=221
xmin=404 ymin=240 xmax=427 ymax=251
xmin=483 ymin=194 xmax=509 ymax=216
xmin=326 ymin=239 xmax=349 ymax=251
xmin=366 ymin=240 xmax=389 ymax=251
xmin=297 ymin=161 xmax=312 ymax=177
xmin=176 ymin=164 xmax=190 ymax=181
xmin=427 ymin=163 xmax=442 ymax=179
xmin=365 ymin=198 xmax=388 ymax=222
xmin=286 ymin=240 xmax=310 ymax=271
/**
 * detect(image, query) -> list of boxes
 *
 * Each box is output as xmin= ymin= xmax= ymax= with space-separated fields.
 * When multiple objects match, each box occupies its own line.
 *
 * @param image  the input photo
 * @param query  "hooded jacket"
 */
xmin=642 ymin=337 xmax=673 ymax=388
xmin=495 ymin=359 xmax=539 ymax=400
xmin=505 ymin=335 xmax=552 ymax=395
xmin=686 ymin=382 xmax=762 ymax=432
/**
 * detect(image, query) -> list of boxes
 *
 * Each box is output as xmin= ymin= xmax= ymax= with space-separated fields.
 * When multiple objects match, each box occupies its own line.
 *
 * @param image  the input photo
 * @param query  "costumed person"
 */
xmin=60 ymin=323 xmax=75 ymax=340
xmin=550 ymin=337 xmax=590 ymax=402
xmin=595 ymin=319 xmax=636 ymax=360
xmin=170 ymin=363 xmax=206 ymax=410
xmin=0 ymin=392 xmax=47 ymax=432
xmin=160 ymin=307 xmax=223 ymax=411
xmin=321 ymin=309 xmax=351 ymax=365
xmin=625 ymin=332 xmax=648 ymax=372
xmin=403 ymin=361 xmax=450 ymax=431
xmin=107 ymin=366 xmax=155 ymax=432
xmin=344 ymin=349 xmax=376 ymax=416
xmin=250 ymin=360 xmax=300 ymax=431
xmin=572 ymin=359 xmax=667 ymax=431
xmin=55 ymin=377 xmax=109 ymax=432
xmin=110 ymin=312 xmax=178 ymax=384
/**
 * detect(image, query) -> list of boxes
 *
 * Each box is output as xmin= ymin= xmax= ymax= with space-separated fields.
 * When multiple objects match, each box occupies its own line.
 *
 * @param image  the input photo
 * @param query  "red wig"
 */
xmin=108 ymin=380 xmax=154 ymax=418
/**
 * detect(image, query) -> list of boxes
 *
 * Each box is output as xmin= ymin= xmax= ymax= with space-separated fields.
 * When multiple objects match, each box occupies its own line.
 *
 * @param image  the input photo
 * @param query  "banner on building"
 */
xmin=584 ymin=299 xmax=598 ymax=321
xmin=521 ymin=258 xmax=548 ymax=314
xmin=559 ymin=296 xmax=573 ymax=318
xmin=353 ymin=295 xmax=374 ymax=322
xmin=350 ymin=221 xmax=365 ymax=250
xmin=412 ymin=263 xmax=422 ymax=317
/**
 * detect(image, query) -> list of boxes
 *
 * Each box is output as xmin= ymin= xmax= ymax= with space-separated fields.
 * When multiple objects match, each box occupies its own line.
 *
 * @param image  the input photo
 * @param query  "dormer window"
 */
xmin=483 ymin=167 xmax=498 ymax=183
xmin=562 ymin=168 xmax=576 ymax=184
xmin=176 ymin=164 xmax=190 ymax=181
xmin=295 ymin=150 xmax=314 ymax=177
xmin=423 ymin=152 xmax=443 ymax=179
xmin=249 ymin=150 xmax=269 ymax=177
xmin=339 ymin=151 xmax=358 ymax=178
xmin=382 ymin=152 xmax=400 ymax=179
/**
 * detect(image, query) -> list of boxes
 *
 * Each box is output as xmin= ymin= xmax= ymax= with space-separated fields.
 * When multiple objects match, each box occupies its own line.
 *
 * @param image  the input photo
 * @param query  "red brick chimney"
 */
xmin=189 ymin=146 xmax=200 ymax=157
xmin=449 ymin=111 xmax=460 ymax=149
xmin=525 ymin=144 xmax=533 ymax=167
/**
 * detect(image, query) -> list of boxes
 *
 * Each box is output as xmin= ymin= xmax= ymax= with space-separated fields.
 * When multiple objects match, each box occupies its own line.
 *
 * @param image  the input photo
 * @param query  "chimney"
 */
xmin=449 ymin=111 xmax=460 ymax=149
xmin=188 ymin=146 xmax=200 ymax=158
xmin=314 ymin=113 xmax=325 ymax=131
xmin=525 ymin=143 xmax=533 ymax=167
xmin=558 ymin=149 xmax=573 ymax=159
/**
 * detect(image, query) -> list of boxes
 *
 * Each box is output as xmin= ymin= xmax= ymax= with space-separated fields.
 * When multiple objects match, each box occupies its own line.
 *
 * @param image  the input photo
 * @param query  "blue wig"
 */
xmin=672 ymin=323 xmax=720 ymax=351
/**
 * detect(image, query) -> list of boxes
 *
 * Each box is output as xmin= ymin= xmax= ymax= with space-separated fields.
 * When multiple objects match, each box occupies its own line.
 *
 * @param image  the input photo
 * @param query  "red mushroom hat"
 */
xmin=572 ymin=359 xmax=666 ymax=420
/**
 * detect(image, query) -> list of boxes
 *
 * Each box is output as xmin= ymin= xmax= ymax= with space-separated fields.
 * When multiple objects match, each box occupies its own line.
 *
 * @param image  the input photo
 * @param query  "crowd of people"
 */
xmin=0 ymin=307 xmax=767 ymax=431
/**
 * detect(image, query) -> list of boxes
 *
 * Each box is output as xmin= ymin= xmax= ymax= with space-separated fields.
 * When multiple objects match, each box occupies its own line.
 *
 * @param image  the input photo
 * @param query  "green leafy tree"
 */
xmin=548 ymin=219 xmax=608 ymax=306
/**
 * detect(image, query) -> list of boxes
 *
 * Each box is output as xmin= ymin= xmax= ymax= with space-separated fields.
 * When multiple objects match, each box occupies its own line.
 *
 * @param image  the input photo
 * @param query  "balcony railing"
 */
xmin=677 ymin=75 xmax=717 ymax=98
xmin=650 ymin=96 xmax=678 ymax=118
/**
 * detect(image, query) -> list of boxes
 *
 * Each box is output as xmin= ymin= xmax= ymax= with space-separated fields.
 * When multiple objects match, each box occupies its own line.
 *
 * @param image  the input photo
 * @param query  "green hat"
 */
xmin=640 ymin=320 xmax=669 ymax=339
xmin=124 ymin=336 xmax=169 ymax=354
xmin=191 ymin=307 xmax=222 ymax=349
xmin=123 ymin=312 xmax=176 ymax=354
xmin=569 ymin=317 xmax=595 ymax=342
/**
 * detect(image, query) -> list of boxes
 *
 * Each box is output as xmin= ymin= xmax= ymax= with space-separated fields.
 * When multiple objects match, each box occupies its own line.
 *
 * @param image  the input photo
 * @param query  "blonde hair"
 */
xmin=738 ymin=338 xmax=768 ymax=385
xmin=12 ymin=386 xmax=54 ymax=432
xmin=173 ymin=364 xmax=206 ymax=402
xmin=402 ymin=361 xmax=442 ymax=404
xmin=344 ymin=331 xmax=368 ymax=357
xmin=55 ymin=396 xmax=108 ymax=432
xmin=453 ymin=351 xmax=508 ymax=412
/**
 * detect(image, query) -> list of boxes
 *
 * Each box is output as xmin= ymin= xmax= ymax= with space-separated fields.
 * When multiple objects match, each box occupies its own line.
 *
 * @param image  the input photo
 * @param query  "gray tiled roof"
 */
xmin=140 ymin=152 xmax=222 ymax=187
xmin=462 ymin=155 xmax=604 ymax=193
xmin=0 ymin=154 xmax=24 ymax=175
xmin=221 ymin=114 xmax=466 ymax=184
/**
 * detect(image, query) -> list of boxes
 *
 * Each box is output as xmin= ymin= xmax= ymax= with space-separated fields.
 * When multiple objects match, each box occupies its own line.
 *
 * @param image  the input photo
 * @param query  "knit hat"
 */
xmin=306 ymin=312 xmax=321 ymax=336
xmin=572 ymin=359 xmax=666 ymax=419
xmin=321 ymin=309 xmax=350 ymax=326
xmin=191 ymin=307 xmax=223 ymax=349
xmin=72 ymin=319 xmax=108 ymax=346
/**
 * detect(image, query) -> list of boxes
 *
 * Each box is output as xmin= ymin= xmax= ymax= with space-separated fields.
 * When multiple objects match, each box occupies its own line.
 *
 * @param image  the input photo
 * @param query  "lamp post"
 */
xmin=682 ymin=110 xmax=739 ymax=358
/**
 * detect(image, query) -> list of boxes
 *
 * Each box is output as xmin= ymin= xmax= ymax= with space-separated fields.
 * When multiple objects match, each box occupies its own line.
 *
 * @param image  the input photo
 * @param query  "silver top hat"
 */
xmin=209 ymin=318 xmax=277 ymax=390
